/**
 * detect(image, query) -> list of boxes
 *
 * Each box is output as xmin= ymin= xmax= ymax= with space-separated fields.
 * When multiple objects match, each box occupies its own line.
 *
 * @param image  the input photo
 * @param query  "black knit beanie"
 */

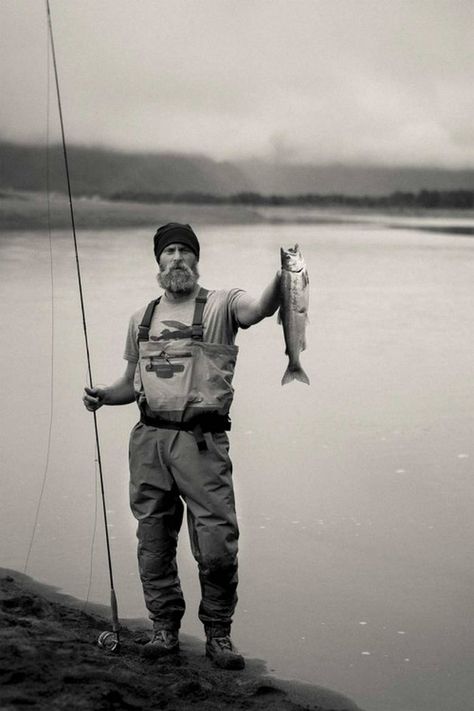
xmin=153 ymin=223 xmax=200 ymax=262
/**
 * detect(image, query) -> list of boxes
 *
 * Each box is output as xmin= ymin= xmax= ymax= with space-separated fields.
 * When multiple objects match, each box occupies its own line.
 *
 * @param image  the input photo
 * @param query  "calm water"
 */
xmin=1 ymin=220 xmax=474 ymax=711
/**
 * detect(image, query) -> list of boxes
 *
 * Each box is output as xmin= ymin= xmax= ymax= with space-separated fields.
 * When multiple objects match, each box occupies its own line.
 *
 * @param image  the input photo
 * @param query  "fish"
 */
xmin=278 ymin=244 xmax=310 ymax=385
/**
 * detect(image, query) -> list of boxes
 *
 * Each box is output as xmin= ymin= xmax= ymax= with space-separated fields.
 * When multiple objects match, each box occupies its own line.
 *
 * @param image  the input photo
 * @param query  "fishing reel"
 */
xmin=97 ymin=630 xmax=120 ymax=653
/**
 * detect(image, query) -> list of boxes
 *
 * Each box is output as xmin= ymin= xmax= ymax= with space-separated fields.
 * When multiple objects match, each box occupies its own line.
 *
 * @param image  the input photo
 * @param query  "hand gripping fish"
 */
xmin=279 ymin=244 xmax=310 ymax=385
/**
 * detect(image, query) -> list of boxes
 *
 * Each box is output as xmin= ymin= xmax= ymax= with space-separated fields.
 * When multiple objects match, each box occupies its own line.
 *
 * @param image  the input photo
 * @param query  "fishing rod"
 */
xmin=45 ymin=0 xmax=120 ymax=653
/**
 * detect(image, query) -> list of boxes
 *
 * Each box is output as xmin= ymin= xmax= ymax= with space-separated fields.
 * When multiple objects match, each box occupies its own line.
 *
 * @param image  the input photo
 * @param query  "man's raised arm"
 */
xmin=234 ymin=272 xmax=281 ymax=328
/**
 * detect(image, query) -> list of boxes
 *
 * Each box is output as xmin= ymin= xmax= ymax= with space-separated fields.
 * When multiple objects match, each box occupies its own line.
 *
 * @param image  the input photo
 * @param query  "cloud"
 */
xmin=1 ymin=0 xmax=472 ymax=166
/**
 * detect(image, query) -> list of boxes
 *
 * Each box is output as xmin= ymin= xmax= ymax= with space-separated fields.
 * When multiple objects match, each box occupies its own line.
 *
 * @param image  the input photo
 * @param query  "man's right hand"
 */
xmin=83 ymin=386 xmax=107 ymax=412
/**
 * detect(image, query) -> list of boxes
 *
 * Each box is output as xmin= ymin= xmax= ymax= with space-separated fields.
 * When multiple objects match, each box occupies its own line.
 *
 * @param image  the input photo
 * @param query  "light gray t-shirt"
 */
xmin=123 ymin=287 xmax=246 ymax=364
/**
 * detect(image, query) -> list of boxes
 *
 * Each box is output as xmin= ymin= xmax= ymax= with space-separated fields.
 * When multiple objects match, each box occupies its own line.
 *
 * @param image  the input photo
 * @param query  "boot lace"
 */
xmin=213 ymin=635 xmax=234 ymax=652
xmin=152 ymin=630 xmax=176 ymax=645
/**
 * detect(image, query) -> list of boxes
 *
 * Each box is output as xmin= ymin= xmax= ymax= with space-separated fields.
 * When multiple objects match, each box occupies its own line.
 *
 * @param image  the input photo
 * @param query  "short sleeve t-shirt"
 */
xmin=123 ymin=287 xmax=246 ymax=365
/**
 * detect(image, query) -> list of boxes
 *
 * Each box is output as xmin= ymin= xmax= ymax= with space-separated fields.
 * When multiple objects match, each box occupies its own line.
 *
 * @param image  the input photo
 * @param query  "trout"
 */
xmin=279 ymin=244 xmax=310 ymax=385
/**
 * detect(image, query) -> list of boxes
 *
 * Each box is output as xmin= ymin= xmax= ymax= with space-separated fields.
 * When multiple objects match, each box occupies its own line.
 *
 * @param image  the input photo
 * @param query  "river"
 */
xmin=1 ymin=217 xmax=473 ymax=711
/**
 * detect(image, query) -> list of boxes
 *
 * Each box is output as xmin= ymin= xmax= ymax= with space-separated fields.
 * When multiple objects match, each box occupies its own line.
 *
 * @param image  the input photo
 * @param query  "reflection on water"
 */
xmin=1 ymin=220 xmax=474 ymax=711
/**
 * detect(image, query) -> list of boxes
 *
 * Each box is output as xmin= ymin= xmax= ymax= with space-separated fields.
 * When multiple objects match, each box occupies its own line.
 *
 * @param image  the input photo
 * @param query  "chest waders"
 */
xmin=130 ymin=288 xmax=241 ymax=632
xmin=137 ymin=288 xmax=239 ymax=451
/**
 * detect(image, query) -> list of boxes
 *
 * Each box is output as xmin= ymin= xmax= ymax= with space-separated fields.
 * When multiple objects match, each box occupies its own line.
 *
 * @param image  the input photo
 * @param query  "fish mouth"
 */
xmin=281 ymin=243 xmax=304 ymax=270
xmin=280 ymin=243 xmax=299 ymax=255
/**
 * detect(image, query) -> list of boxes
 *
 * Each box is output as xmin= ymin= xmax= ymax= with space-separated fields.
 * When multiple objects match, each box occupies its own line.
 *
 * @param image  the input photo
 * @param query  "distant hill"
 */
xmin=236 ymin=160 xmax=474 ymax=196
xmin=1 ymin=141 xmax=473 ymax=198
xmin=0 ymin=142 xmax=248 ymax=197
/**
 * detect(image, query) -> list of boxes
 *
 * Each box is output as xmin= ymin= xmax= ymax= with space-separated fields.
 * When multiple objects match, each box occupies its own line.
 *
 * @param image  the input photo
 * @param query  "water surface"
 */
xmin=1 ymin=219 xmax=473 ymax=711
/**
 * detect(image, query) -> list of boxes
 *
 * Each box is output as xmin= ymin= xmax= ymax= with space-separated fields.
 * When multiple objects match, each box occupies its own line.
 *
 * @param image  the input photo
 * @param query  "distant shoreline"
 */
xmin=1 ymin=190 xmax=473 ymax=235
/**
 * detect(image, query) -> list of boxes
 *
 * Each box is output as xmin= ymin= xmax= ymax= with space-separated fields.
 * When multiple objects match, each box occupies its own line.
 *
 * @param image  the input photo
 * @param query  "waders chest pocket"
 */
xmin=145 ymin=351 xmax=192 ymax=379
xmin=138 ymin=340 xmax=238 ymax=421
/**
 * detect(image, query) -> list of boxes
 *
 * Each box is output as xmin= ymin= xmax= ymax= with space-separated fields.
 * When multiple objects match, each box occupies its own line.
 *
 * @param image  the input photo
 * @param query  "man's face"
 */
xmin=157 ymin=243 xmax=199 ymax=294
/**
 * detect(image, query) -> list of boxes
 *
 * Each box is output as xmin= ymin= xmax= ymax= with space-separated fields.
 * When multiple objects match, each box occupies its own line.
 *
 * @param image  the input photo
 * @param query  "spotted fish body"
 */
xmin=279 ymin=244 xmax=310 ymax=385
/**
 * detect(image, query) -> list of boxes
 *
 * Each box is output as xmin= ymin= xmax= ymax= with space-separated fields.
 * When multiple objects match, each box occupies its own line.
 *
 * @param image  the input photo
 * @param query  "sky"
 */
xmin=1 ymin=0 xmax=473 ymax=167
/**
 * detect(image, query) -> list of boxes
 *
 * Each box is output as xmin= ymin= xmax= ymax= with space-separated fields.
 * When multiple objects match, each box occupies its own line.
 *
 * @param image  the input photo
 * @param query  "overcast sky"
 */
xmin=1 ymin=0 xmax=473 ymax=167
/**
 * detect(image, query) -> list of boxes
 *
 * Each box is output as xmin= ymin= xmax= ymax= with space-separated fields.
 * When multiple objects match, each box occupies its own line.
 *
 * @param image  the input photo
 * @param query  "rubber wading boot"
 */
xmin=142 ymin=629 xmax=180 ymax=659
xmin=205 ymin=628 xmax=245 ymax=670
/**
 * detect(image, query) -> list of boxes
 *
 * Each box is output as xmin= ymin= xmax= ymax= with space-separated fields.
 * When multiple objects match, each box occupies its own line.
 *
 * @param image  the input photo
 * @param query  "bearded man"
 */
xmin=83 ymin=222 xmax=280 ymax=669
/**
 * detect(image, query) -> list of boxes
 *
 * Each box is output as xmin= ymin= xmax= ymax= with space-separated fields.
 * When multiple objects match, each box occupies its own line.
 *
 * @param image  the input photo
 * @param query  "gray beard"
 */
xmin=157 ymin=262 xmax=200 ymax=295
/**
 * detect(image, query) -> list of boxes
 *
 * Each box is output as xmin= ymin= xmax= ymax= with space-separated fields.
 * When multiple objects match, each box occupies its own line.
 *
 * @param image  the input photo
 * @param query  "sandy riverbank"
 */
xmin=0 ymin=570 xmax=363 ymax=711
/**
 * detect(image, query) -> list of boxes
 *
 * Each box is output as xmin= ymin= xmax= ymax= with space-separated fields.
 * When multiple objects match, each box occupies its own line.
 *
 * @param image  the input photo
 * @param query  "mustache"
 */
xmin=162 ymin=261 xmax=191 ymax=274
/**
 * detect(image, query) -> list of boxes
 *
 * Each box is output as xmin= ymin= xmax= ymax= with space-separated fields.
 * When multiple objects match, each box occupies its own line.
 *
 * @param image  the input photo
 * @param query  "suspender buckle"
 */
xmin=193 ymin=424 xmax=208 ymax=452
xmin=190 ymin=289 xmax=208 ymax=342
xmin=191 ymin=325 xmax=204 ymax=340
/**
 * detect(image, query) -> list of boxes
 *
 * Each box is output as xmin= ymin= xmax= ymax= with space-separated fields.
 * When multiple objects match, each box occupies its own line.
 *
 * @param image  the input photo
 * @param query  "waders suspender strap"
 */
xmin=137 ymin=297 xmax=161 ymax=342
xmin=190 ymin=288 xmax=209 ymax=450
xmin=191 ymin=288 xmax=209 ymax=340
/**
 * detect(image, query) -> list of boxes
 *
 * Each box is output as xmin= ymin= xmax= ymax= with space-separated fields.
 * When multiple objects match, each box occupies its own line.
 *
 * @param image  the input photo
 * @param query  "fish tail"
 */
xmin=281 ymin=364 xmax=310 ymax=386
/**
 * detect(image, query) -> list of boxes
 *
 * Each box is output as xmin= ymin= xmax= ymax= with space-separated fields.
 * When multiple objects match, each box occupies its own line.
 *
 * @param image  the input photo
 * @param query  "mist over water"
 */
xmin=1 ymin=219 xmax=473 ymax=711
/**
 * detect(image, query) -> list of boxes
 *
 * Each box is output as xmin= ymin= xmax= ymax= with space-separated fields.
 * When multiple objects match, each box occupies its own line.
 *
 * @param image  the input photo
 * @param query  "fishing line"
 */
xmin=45 ymin=0 xmax=120 ymax=648
xmin=24 ymin=18 xmax=55 ymax=575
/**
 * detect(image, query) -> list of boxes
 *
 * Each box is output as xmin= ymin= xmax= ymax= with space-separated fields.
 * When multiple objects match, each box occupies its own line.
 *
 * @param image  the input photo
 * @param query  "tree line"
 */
xmin=109 ymin=189 xmax=474 ymax=209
